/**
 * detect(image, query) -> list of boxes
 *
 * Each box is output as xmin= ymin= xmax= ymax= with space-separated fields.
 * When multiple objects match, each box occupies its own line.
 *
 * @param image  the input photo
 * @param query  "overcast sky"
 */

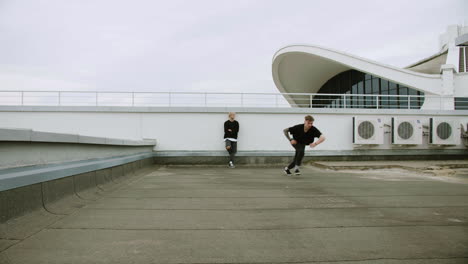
xmin=0 ymin=0 xmax=467 ymax=94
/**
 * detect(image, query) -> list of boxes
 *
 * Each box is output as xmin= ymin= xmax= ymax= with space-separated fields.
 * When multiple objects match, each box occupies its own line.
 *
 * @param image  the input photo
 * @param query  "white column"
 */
xmin=439 ymin=64 xmax=456 ymax=110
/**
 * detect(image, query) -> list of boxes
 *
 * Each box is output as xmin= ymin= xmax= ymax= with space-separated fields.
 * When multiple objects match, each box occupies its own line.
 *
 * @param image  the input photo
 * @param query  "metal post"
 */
xmin=132 ymin=92 xmax=135 ymax=107
xmin=58 ymin=92 xmax=61 ymax=106
xmin=169 ymin=92 xmax=172 ymax=107
xmin=204 ymin=92 xmax=207 ymax=107
xmin=375 ymin=95 xmax=379 ymax=109
xmin=309 ymin=95 xmax=312 ymax=108
xmin=96 ymin=92 xmax=99 ymax=106
xmin=407 ymin=95 xmax=410 ymax=109
xmin=21 ymin=92 xmax=24 ymax=106
xmin=343 ymin=94 xmax=346 ymax=108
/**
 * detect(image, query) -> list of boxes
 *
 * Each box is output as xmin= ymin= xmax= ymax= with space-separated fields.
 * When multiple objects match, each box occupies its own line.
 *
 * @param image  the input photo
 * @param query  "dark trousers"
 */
xmin=288 ymin=143 xmax=306 ymax=169
xmin=225 ymin=140 xmax=237 ymax=162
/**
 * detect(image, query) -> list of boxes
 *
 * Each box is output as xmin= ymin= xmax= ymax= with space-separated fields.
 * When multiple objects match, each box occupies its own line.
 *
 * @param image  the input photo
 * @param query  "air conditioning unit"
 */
xmin=353 ymin=117 xmax=384 ymax=144
xmin=429 ymin=118 xmax=461 ymax=145
xmin=391 ymin=117 xmax=423 ymax=145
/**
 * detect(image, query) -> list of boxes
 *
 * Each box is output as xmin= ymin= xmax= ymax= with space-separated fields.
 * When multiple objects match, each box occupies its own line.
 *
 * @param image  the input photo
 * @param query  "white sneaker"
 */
xmin=229 ymin=161 xmax=235 ymax=168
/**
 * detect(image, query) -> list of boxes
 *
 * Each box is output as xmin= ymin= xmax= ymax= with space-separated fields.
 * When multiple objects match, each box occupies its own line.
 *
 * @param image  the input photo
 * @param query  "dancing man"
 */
xmin=283 ymin=115 xmax=325 ymax=175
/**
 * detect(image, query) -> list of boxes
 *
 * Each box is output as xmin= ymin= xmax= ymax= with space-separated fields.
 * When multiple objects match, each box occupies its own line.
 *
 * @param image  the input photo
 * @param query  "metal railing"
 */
xmin=0 ymin=90 xmax=464 ymax=110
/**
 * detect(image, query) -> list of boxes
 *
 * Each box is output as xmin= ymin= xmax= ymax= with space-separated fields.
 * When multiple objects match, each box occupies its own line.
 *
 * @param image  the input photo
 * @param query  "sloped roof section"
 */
xmin=405 ymin=51 xmax=448 ymax=74
xmin=272 ymin=45 xmax=443 ymax=106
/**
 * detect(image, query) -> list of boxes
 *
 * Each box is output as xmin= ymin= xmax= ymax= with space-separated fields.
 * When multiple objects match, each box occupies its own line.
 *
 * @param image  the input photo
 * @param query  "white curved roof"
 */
xmin=272 ymin=45 xmax=443 ymax=106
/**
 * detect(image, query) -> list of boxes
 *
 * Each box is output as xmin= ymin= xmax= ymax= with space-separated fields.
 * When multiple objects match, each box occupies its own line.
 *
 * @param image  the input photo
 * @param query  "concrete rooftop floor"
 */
xmin=1 ymin=165 xmax=468 ymax=263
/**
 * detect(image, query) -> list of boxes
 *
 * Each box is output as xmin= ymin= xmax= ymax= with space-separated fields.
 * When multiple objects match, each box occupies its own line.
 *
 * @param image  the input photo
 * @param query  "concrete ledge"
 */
xmin=31 ymin=131 xmax=79 ymax=143
xmin=154 ymin=149 xmax=468 ymax=157
xmin=0 ymin=128 xmax=157 ymax=147
xmin=105 ymin=138 xmax=124 ymax=145
xmin=78 ymin=135 xmax=106 ymax=145
xmin=0 ymin=152 xmax=154 ymax=192
xmin=0 ymin=128 xmax=31 ymax=141
xmin=0 ymin=141 xmax=155 ymax=170
xmin=153 ymin=150 xmax=468 ymax=165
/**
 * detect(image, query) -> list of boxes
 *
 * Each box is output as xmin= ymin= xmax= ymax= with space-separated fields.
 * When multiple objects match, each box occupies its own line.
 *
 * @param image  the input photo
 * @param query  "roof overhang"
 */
xmin=272 ymin=45 xmax=442 ymax=106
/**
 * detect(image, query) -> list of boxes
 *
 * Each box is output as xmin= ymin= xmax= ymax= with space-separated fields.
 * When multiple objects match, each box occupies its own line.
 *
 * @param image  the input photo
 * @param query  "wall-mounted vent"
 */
xmin=353 ymin=117 xmax=384 ymax=144
xmin=391 ymin=117 xmax=422 ymax=145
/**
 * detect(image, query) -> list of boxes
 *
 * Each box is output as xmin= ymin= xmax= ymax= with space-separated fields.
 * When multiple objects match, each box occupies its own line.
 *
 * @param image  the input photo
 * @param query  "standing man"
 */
xmin=283 ymin=115 xmax=325 ymax=175
xmin=224 ymin=112 xmax=239 ymax=168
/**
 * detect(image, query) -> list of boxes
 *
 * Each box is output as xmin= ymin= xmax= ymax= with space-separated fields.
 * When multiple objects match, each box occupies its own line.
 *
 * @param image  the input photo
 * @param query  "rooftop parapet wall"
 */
xmin=0 ymin=128 xmax=157 ymax=169
xmin=0 ymin=128 xmax=156 ymax=146
xmin=0 ymin=106 xmax=467 ymax=154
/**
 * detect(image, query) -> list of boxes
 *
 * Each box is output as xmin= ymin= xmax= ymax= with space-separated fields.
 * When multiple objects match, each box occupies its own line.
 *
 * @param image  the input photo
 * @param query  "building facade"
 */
xmin=272 ymin=25 xmax=468 ymax=110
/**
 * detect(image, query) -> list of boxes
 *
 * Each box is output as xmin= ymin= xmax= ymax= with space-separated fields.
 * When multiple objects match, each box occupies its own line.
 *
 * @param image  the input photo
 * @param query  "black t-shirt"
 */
xmin=289 ymin=124 xmax=322 ymax=145
xmin=224 ymin=120 xmax=239 ymax=139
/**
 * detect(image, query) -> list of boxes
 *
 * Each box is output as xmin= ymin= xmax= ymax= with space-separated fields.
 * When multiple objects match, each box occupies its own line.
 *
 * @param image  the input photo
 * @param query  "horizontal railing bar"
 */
xmin=0 ymin=90 xmax=456 ymax=110
xmin=0 ymin=90 xmax=437 ymax=98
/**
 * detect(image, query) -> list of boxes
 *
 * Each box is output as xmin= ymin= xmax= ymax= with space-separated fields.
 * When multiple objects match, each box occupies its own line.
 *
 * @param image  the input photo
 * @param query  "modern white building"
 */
xmin=0 ymin=26 xmax=467 ymax=160
xmin=272 ymin=25 xmax=468 ymax=110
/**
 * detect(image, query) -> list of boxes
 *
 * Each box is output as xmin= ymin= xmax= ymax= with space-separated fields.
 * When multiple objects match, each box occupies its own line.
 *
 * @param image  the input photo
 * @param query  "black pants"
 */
xmin=225 ymin=140 xmax=237 ymax=163
xmin=288 ymin=143 xmax=306 ymax=169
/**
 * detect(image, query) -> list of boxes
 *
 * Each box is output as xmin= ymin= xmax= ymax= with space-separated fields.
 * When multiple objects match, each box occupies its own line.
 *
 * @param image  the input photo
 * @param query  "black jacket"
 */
xmin=224 ymin=120 xmax=239 ymax=139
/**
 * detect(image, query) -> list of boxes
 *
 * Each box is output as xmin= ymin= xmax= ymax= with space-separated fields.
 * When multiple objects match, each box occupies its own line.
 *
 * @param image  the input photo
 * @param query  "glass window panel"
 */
xmin=407 ymin=89 xmax=420 ymax=109
xmin=399 ymin=96 xmax=409 ymax=109
xmin=418 ymin=92 xmax=425 ymax=107
xmin=399 ymin=87 xmax=408 ymax=95
xmin=380 ymin=95 xmax=388 ymax=108
xmin=358 ymin=82 xmax=363 ymax=93
xmin=372 ymin=78 xmax=380 ymax=94
xmin=345 ymin=96 xmax=351 ymax=108
xmin=365 ymin=80 xmax=371 ymax=94
xmin=366 ymin=95 xmax=375 ymax=108
xmin=455 ymin=97 xmax=468 ymax=110
xmin=315 ymin=69 xmax=426 ymax=109
xmin=381 ymin=80 xmax=389 ymax=92
xmin=357 ymin=82 xmax=364 ymax=107
xmin=389 ymin=89 xmax=397 ymax=107
xmin=410 ymin=97 xmax=419 ymax=108
xmin=408 ymin=89 xmax=418 ymax=95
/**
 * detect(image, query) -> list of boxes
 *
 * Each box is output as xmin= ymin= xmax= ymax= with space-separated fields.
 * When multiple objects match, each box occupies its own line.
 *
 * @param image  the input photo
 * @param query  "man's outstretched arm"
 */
xmin=310 ymin=135 xmax=326 ymax=148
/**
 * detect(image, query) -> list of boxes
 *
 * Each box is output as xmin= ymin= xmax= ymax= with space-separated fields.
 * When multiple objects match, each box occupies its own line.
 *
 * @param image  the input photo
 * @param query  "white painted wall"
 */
xmin=1 ymin=108 xmax=467 ymax=151
xmin=455 ymin=74 xmax=468 ymax=97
